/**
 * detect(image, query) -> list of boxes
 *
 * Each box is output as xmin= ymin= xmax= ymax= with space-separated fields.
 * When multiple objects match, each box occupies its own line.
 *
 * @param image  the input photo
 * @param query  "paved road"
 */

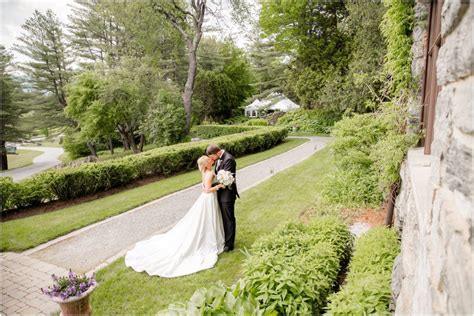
xmin=1 ymin=146 xmax=64 ymax=182
xmin=25 ymin=137 xmax=330 ymax=273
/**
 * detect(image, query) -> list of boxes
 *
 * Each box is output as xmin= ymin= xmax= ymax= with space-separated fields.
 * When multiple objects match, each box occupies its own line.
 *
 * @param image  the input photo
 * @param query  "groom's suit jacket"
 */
xmin=215 ymin=151 xmax=239 ymax=202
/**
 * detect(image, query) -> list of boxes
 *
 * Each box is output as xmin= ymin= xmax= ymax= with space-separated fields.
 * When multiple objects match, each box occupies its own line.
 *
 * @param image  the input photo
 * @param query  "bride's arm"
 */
xmin=203 ymin=172 xmax=224 ymax=193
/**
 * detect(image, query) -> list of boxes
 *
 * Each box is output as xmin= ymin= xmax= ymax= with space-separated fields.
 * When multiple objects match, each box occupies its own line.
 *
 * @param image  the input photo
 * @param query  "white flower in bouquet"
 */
xmin=217 ymin=170 xmax=234 ymax=188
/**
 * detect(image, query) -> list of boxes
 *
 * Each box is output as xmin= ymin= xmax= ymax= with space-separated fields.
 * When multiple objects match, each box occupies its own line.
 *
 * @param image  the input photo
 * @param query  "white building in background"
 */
xmin=244 ymin=93 xmax=300 ymax=117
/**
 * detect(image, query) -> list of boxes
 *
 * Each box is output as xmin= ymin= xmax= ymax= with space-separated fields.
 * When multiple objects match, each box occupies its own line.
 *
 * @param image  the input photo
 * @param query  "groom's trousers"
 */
xmin=219 ymin=201 xmax=236 ymax=249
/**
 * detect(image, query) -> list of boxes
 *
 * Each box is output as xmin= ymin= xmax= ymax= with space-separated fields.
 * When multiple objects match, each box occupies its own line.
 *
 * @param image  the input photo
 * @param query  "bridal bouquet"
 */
xmin=217 ymin=170 xmax=234 ymax=188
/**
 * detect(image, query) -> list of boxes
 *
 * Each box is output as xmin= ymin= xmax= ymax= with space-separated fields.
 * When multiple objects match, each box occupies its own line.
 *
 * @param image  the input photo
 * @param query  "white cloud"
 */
xmin=1 ymin=0 xmax=74 ymax=62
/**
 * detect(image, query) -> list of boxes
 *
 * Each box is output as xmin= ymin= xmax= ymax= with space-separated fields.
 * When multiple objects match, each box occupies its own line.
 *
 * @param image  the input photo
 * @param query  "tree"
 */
xmin=259 ymin=0 xmax=349 ymax=108
xmin=141 ymin=86 xmax=187 ymax=146
xmin=194 ymin=40 xmax=254 ymax=121
xmin=248 ymin=36 xmax=287 ymax=96
xmin=150 ymin=0 xmax=250 ymax=132
xmin=65 ymin=71 xmax=114 ymax=156
xmin=0 ymin=46 xmax=25 ymax=170
xmin=14 ymin=9 xmax=72 ymax=119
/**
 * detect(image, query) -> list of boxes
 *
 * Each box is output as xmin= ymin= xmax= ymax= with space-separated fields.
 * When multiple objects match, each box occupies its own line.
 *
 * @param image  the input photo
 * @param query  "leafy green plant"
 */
xmin=244 ymin=118 xmax=268 ymax=126
xmin=0 ymin=177 xmax=17 ymax=210
xmin=243 ymin=216 xmax=352 ymax=314
xmin=159 ymin=280 xmax=272 ymax=316
xmin=326 ymin=227 xmax=400 ymax=315
xmin=277 ymin=109 xmax=341 ymax=135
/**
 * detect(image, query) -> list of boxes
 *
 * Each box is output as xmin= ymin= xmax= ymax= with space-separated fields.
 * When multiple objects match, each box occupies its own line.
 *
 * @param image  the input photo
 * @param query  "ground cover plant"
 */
xmin=89 ymin=147 xmax=334 ymax=314
xmin=325 ymin=227 xmax=400 ymax=315
xmin=1 ymin=138 xmax=307 ymax=252
xmin=277 ymin=109 xmax=341 ymax=135
xmin=1 ymin=127 xmax=287 ymax=211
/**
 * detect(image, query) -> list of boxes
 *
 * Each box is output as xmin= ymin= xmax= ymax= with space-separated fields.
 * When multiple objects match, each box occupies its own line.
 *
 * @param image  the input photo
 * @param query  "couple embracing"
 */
xmin=125 ymin=144 xmax=239 ymax=278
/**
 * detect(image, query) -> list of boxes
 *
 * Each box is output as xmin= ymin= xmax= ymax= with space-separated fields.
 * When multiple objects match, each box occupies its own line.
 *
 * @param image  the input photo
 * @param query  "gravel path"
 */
xmin=25 ymin=137 xmax=330 ymax=273
xmin=0 ymin=146 xmax=64 ymax=182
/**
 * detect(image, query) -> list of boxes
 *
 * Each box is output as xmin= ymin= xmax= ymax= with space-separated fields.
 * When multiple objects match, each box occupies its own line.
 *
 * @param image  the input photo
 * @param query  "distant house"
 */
xmin=244 ymin=93 xmax=300 ymax=117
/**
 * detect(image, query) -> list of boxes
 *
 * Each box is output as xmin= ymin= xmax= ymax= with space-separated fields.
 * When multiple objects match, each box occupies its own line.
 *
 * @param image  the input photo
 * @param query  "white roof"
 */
xmin=269 ymin=98 xmax=299 ymax=111
xmin=245 ymin=93 xmax=300 ymax=112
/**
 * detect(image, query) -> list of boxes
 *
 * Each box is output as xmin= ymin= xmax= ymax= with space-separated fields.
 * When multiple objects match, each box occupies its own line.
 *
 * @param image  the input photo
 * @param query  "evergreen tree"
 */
xmin=0 ymin=46 xmax=25 ymax=170
xmin=14 ymin=9 xmax=72 ymax=125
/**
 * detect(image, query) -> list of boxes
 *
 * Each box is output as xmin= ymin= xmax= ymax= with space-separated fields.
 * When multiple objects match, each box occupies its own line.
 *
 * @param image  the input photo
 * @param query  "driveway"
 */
xmin=0 ymin=146 xmax=64 ymax=182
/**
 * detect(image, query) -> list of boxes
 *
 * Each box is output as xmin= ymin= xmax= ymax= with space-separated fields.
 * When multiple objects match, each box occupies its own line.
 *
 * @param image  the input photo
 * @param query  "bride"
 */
xmin=125 ymin=156 xmax=226 ymax=278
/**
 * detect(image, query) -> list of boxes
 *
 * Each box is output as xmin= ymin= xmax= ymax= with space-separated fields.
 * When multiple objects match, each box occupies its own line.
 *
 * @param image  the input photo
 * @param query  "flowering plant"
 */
xmin=217 ymin=170 xmax=234 ymax=188
xmin=41 ymin=270 xmax=96 ymax=300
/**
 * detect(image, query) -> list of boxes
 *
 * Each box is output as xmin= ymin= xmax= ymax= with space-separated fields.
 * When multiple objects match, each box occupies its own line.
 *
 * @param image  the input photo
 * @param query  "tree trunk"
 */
xmin=129 ymin=132 xmax=140 ymax=154
xmin=182 ymin=37 xmax=201 ymax=133
xmin=138 ymin=134 xmax=145 ymax=152
xmin=86 ymin=141 xmax=98 ymax=157
xmin=118 ymin=126 xmax=130 ymax=151
xmin=1 ymin=141 xmax=8 ymax=171
xmin=108 ymin=137 xmax=114 ymax=155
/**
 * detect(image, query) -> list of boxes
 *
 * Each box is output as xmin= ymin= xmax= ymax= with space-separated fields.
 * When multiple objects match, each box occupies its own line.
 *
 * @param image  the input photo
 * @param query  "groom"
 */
xmin=206 ymin=144 xmax=239 ymax=252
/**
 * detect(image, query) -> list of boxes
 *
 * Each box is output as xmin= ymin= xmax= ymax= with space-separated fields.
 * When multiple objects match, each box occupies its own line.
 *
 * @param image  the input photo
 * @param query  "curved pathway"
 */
xmin=0 ymin=146 xmax=64 ymax=182
xmin=0 ymin=137 xmax=330 ymax=315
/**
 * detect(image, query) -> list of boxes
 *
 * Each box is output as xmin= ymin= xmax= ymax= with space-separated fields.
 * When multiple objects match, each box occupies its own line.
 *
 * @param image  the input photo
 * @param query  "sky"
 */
xmin=1 ymin=0 xmax=75 ymax=63
xmin=1 ymin=0 xmax=257 ymax=64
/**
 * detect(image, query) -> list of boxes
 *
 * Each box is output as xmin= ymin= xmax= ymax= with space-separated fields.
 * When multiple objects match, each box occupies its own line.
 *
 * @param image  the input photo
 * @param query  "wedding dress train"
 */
xmin=125 ymin=190 xmax=225 ymax=278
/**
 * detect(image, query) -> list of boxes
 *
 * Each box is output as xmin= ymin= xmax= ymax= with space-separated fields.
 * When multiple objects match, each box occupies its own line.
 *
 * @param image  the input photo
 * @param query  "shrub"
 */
xmin=5 ymin=127 xmax=287 ymax=211
xmin=244 ymin=118 xmax=268 ymax=126
xmin=191 ymin=125 xmax=257 ymax=139
xmin=243 ymin=216 xmax=352 ymax=314
xmin=159 ymin=280 xmax=270 ymax=316
xmin=141 ymin=88 xmax=187 ymax=146
xmin=277 ymin=109 xmax=341 ymax=134
xmin=325 ymin=227 xmax=400 ymax=315
xmin=0 ymin=177 xmax=17 ymax=210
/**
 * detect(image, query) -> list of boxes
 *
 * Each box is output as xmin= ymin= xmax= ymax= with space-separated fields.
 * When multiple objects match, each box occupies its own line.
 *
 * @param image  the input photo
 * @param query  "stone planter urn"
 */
xmin=51 ymin=284 xmax=96 ymax=316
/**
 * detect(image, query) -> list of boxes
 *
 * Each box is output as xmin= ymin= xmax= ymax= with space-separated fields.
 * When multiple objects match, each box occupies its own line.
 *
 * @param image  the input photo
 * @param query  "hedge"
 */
xmin=190 ymin=124 xmax=258 ymax=139
xmin=243 ymin=216 xmax=352 ymax=314
xmin=325 ymin=227 xmax=400 ymax=315
xmin=1 ymin=127 xmax=288 ymax=211
xmin=159 ymin=216 xmax=351 ymax=315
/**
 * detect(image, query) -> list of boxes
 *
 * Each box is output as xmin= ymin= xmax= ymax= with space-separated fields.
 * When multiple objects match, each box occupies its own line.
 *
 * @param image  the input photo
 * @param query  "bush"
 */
xmin=190 ymin=125 xmax=257 ymax=139
xmin=0 ymin=177 xmax=17 ymax=210
xmin=325 ymin=227 xmax=400 ymax=315
xmin=244 ymin=118 xmax=268 ymax=126
xmin=141 ymin=88 xmax=187 ymax=146
xmin=159 ymin=280 xmax=270 ymax=316
xmin=5 ymin=127 xmax=288 ymax=211
xmin=243 ymin=216 xmax=352 ymax=314
xmin=277 ymin=109 xmax=341 ymax=134
xmin=322 ymin=107 xmax=417 ymax=206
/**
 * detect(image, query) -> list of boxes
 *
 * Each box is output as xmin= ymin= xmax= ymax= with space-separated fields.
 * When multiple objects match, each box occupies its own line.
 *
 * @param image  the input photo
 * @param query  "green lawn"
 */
xmin=6 ymin=149 xmax=42 ymax=170
xmin=90 ymin=147 xmax=335 ymax=315
xmin=1 ymin=138 xmax=308 ymax=252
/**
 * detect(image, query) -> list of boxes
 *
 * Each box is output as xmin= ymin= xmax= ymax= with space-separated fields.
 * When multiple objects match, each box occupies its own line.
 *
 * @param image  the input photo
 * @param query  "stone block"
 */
xmin=444 ymin=137 xmax=473 ymax=198
xmin=437 ymin=5 xmax=473 ymax=85
xmin=441 ymin=0 xmax=470 ymax=37
xmin=451 ymin=76 xmax=474 ymax=135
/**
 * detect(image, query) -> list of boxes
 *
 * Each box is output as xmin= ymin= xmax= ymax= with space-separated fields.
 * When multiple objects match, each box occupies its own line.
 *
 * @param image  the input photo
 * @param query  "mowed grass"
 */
xmin=90 ymin=147 xmax=334 ymax=315
xmin=1 ymin=138 xmax=308 ymax=252
xmin=6 ymin=149 xmax=42 ymax=170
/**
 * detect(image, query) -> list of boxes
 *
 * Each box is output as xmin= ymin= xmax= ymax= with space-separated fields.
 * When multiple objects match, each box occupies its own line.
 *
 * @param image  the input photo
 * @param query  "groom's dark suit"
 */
xmin=215 ymin=150 xmax=239 ymax=250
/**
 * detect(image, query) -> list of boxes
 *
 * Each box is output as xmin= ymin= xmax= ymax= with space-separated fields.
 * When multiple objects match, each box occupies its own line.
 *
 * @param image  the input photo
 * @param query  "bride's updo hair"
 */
xmin=197 ymin=156 xmax=210 ymax=172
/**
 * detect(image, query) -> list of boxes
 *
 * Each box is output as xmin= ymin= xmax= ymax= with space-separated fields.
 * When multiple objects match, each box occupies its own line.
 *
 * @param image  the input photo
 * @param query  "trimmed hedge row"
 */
xmin=159 ymin=216 xmax=352 ymax=315
xmin=325 ymin=227 xmax=400 ymax=315
xmin=243 ymin=216 xmax=352 ymax=314
xmin=1 ymin=127 xmax=287 ymax=211
xmin=190 ymin=124 xmax=258 ymax=139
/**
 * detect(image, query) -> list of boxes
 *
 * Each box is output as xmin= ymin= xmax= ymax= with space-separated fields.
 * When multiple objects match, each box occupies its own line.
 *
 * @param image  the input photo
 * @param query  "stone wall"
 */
xmin=393 ymin=1 xmax=473 ymax=314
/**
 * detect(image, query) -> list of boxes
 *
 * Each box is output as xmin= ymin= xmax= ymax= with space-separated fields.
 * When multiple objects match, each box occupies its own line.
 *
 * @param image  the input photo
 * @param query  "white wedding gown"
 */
xmin=125 ymin=187 xmax=225 ymax=278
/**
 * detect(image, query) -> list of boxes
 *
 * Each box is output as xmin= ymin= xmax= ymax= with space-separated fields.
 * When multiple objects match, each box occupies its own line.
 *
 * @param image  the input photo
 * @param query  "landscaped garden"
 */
xmin=1 ymin=0 xmax=422 ymax=314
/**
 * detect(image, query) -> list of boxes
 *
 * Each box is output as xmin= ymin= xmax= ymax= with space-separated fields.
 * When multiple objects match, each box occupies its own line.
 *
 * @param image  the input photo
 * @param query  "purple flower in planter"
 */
xmin=41 ymin=269 xmax=96 ymax=300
